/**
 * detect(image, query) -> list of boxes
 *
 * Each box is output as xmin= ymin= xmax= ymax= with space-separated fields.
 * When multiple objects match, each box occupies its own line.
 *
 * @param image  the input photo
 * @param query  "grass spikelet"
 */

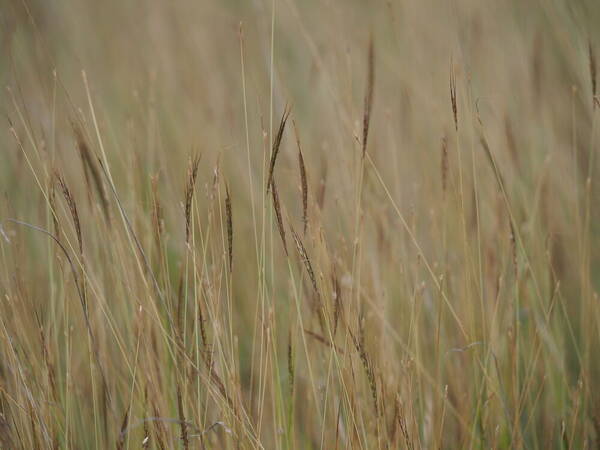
xmin=197 ymin=293 xmax=208 ymax=350
xmin=184 ymin=154 xmax=201 ymax=245
xmin=176 ymin=384 xmax=189 ymax=450
xmin=266 ymin=105 xmax=291 ymax=194
xmin=510 ymin=221 xmax=518 ymax=280
xmin=271 ymin=177 xmax=288 ymax=256
xmin=72 ymin=122 xmax=110 ymax=222
xmin=48 ymin=177 xmax=60 ymax=240
xmin=150 ymin=173 xmax=164 ymax=253
xmin=116 ymin=405 xmax=130 ymax=450
xmin=395 ymin=395 xmax=414 ymax=450
xmin=151 ymin=404 xmax=168 ymax=450
xmin=35 ymin=313 xmax=57 ymax=401
xmin=589 ymin=39 xmax=598 ymax=108
xmin=450 ymin=60 xmax=458 ymax=131
xmin=362 ymin=36 xmax=375 ymax=158
xmin=287 ymin=329 xmax=295 ymax=397
xmin=441 ymin=135 xmax=448 ymax=195
xmin=293 ymin=120 xmax=308 ymax=234
xmin=225 ymin=182 xmax=233 ymax=272
xmin=532 ymin=32 xmax=543 ymax=106
xmin=304 ymin=328 xmax=344 ymax=354
xmin=54 ymin=171 xmax=82 ymax=256
xmin=332 ymin=268 xmax=342 ymax=338
xmin=176 ymin=272 xmax=185 ymax=335
xmin=350 ymin=329 xmax=378 ymax=416
xmin=290 ymin=224 xmax=319 ymax=299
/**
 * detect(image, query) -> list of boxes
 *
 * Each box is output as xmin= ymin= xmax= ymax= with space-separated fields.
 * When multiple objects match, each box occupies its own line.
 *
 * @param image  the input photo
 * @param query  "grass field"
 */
xmin=1 ymin=0 xmax=600 ymax=448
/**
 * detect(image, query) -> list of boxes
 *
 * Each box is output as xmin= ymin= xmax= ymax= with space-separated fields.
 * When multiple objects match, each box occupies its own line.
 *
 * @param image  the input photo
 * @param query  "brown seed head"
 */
xmin=362 ymin=36 xmax=375 ymax=158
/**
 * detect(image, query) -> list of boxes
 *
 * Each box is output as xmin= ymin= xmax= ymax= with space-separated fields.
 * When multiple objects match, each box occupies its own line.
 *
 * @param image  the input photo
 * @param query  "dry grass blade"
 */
xmin=151 ymin=407 xmax=169 ymax=450
xmin=504 ymin=115 xmax=520 ymax=170
xmin=450 ymin=60 xmax=458 ymax=131
xmin=316 ymin=158 xmax=327 ymax=210
xmin=225 ymin=182 xmax=233 ymax=272
xmin=593 ymin=408 xmax=600 ymax=450
xmin=4 ymin=219 xmax=111 ymax=406
xmin=293 ymin=120 xmax=308 ymax=234
xmin=95 ymin=152 xmax=173 ymax=329
xmin=54 ymin=171 xmax=82 ymax=256
xmin=290 ymin=224 xmax=319 ymax=299
xmin=271 ymin=177 xmax=288 ymax=256
xmin=0 ymin=412 xmax=12 ymax=450
xmin=5 ymin=3 xmax=598 ymax=447
xmin=184 ymin=154 xmax=201 ymax=245
xmin=27 ymin=401 xmax=40 ymax=449
xmin=362 ymin=36 xmax=375 ymax=158
xmin=480 ymin=135 xmax=505 ymax=191
xmin=480 ymin=134 xmax=520 ymax=288
xmin=266 ymin=105 xmax=291 ymax=194
xmin=141 ymin=387 xmax=151 ymax=449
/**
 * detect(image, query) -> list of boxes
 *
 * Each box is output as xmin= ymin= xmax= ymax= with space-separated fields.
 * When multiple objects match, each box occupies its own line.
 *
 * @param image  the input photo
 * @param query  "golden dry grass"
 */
xmin=1 ymin=0 xmax=600 ymax=448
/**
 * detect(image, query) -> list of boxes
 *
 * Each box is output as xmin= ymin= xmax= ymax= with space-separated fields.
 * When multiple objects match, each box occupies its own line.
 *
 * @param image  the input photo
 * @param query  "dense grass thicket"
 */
xmin=1 ymin=0 xmax=600 ymax=448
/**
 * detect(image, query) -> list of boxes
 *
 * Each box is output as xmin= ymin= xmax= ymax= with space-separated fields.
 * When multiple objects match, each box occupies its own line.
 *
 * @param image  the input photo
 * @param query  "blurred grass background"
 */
xmin=1 ymin=0 xmax=600 ymax=448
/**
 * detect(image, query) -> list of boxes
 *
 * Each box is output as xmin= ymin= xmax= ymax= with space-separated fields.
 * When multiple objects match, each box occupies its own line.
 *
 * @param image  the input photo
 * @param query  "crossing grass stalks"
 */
xmin=1 ymin=0 xmax=600 ymax=448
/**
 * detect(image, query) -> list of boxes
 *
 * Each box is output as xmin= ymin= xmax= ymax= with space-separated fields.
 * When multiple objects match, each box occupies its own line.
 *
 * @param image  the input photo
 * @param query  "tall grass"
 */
xmin=1 ymin=0 xmax=600 ymax=448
